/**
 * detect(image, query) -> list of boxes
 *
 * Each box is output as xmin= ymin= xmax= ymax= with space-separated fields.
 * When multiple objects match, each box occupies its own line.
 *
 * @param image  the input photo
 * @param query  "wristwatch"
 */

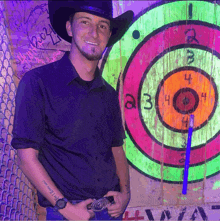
xmin=53 ymin=198 xmax=69 ymax=211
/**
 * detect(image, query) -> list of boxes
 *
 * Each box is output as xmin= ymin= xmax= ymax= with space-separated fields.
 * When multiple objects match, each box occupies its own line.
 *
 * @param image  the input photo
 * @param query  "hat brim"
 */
xmin=107 ymin=11 xmax=134 ymax=47
xmin=49 ymin=3 xmax=134 ymax=47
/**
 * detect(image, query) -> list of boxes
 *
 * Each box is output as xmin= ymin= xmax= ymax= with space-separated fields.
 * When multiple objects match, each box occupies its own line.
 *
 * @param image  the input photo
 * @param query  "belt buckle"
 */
xmin=88 ymin=196 xmax=114 ymax=212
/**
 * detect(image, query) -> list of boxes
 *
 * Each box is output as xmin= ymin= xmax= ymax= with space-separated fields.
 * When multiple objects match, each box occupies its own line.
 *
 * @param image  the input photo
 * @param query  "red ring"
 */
xmin=123 ymin=24 xmax=220 ymax=166
xmin=175 ymin=90 xmax=196 ymax=112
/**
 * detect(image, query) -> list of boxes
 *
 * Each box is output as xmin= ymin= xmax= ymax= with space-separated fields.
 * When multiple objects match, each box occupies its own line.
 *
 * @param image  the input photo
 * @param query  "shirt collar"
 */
xmin=60 ymin=52 xmax=106 ymax=89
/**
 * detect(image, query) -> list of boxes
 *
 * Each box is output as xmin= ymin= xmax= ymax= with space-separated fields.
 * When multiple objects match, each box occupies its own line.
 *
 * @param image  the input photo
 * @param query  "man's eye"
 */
xmin=100 ymin=25 xmax=107 ymax=29
xmin=81 ymin=21 xmax=89 ymax=24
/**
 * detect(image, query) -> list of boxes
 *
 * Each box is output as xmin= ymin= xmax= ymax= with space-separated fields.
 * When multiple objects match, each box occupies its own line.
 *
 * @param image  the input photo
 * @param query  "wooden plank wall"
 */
xmin=4 ymin=0 xmax=220 ymax=220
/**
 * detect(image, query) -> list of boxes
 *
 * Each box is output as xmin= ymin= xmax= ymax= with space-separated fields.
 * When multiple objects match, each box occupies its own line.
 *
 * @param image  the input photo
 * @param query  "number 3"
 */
xmin=144 ymin=93 xmax=153 ymax=110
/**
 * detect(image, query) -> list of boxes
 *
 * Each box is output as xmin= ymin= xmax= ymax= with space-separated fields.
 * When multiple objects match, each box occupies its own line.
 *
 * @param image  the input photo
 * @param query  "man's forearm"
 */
xmin=112 ymin=146 xmax=130 ymax=195
xmin=19 ymin=158 xmax=65 ymax=206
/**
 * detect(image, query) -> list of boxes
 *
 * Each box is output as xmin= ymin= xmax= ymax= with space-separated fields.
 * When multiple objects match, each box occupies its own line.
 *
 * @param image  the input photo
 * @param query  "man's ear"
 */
xmin=66 ymin=20 xmax=73 ymax=37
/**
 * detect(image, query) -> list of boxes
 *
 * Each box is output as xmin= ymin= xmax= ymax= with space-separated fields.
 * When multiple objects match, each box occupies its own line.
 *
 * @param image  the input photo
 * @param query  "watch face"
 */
xmin=57 ymin=199 xmax=66 ymax=208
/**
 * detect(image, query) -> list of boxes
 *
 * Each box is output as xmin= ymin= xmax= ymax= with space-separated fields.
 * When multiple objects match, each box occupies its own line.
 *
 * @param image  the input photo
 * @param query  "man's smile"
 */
xmin=85 ymin=41 xmax=99 ymax=46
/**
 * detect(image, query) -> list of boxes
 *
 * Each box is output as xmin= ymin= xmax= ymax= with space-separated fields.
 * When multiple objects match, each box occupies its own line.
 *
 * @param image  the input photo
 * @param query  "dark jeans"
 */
xmin=46 ymin=200 xmax=123 ymax=220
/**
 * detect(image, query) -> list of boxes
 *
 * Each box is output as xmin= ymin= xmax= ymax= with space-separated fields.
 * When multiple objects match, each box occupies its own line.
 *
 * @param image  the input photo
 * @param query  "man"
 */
xmin=11 ymin=0 xmax=134 ymax=220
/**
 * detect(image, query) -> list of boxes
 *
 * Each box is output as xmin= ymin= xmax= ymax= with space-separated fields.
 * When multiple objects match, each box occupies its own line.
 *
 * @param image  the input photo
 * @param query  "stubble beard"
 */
xmin=81 ymin=46 xmax=102 ymax=61
xmin=74 ymin=39 xmax=103 ymax=61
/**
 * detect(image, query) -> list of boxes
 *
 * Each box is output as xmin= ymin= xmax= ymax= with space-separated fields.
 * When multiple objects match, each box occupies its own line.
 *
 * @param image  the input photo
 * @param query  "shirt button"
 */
xmin=95 ymin=157 xmax=98 ymax=160
xmin=97 ymin=179 xmax=100 ymax=182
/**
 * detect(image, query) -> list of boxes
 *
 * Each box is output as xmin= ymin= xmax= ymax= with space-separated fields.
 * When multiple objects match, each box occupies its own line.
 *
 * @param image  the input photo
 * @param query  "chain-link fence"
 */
xmin=0 ymin=2 xmax=38 ymax=220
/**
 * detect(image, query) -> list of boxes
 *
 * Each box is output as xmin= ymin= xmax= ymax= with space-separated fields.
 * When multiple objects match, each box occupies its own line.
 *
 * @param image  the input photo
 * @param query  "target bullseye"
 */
xmin=173 ymin=88 xmax=198 ymax=114
xmin=101 ymin=1 xmax=220 ymax=182
xmin=156 ymin=67 xmax=216 ymax=132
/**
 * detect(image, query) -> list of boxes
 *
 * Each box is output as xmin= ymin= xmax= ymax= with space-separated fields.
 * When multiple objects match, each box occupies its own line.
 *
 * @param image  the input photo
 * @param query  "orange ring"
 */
xmin=157 ymin=69 xmax=215 ymax=130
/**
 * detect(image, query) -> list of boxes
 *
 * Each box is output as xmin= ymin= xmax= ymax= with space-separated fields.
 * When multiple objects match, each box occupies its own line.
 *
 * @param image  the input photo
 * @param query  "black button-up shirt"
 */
xmin=11 ymin=52 xmax=125 ymax=207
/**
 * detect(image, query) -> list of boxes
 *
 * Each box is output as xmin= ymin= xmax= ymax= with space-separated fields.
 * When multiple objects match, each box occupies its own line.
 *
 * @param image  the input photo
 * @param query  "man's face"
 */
xmin=66 ymin=12 xmax=112 ymax=61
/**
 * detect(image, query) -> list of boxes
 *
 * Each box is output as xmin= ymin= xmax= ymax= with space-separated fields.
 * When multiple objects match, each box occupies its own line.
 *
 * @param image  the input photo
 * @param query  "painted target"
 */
xmin=101 ymin=1 xmax=220 ymax=183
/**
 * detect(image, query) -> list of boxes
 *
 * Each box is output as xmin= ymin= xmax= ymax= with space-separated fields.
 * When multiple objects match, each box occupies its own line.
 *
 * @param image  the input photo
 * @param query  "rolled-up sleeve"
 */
xmin=11 ymin=72 xmax=45 ymax=150
xmin=111 ymin=91 xmax=126 ymax=147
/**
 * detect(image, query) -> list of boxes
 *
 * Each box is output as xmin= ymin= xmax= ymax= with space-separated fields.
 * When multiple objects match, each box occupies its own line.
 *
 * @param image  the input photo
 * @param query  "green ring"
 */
xmin=102 ymin=1 xmax=220 ymax=182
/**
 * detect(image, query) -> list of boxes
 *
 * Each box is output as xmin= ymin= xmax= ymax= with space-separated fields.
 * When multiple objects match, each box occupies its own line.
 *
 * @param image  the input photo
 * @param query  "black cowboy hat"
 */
xmin=48 ymin=0 xmax=134 ymax=47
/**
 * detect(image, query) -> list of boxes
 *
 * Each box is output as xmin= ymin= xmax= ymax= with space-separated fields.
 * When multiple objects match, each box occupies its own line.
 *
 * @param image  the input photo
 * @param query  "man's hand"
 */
xmin=104 ymin=191 xmax=130 ymax=218
xmin=59 ymin=199 xmax=95 ymax=220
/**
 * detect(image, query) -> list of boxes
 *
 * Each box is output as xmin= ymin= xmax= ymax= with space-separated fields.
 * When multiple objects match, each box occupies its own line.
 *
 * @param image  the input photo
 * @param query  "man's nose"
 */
xmin=89 ymin=24 xmax=98 ymax=38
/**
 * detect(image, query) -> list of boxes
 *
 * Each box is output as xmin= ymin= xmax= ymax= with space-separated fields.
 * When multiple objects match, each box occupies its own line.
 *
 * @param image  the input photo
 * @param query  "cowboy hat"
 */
xmin=48 ymin=0 xmax=134 ymax=47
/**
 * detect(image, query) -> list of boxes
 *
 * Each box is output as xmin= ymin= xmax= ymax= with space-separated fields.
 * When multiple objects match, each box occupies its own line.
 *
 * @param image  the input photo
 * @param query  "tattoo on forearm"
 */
xmin=42 ymin=180 xmax=59 ymax=201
